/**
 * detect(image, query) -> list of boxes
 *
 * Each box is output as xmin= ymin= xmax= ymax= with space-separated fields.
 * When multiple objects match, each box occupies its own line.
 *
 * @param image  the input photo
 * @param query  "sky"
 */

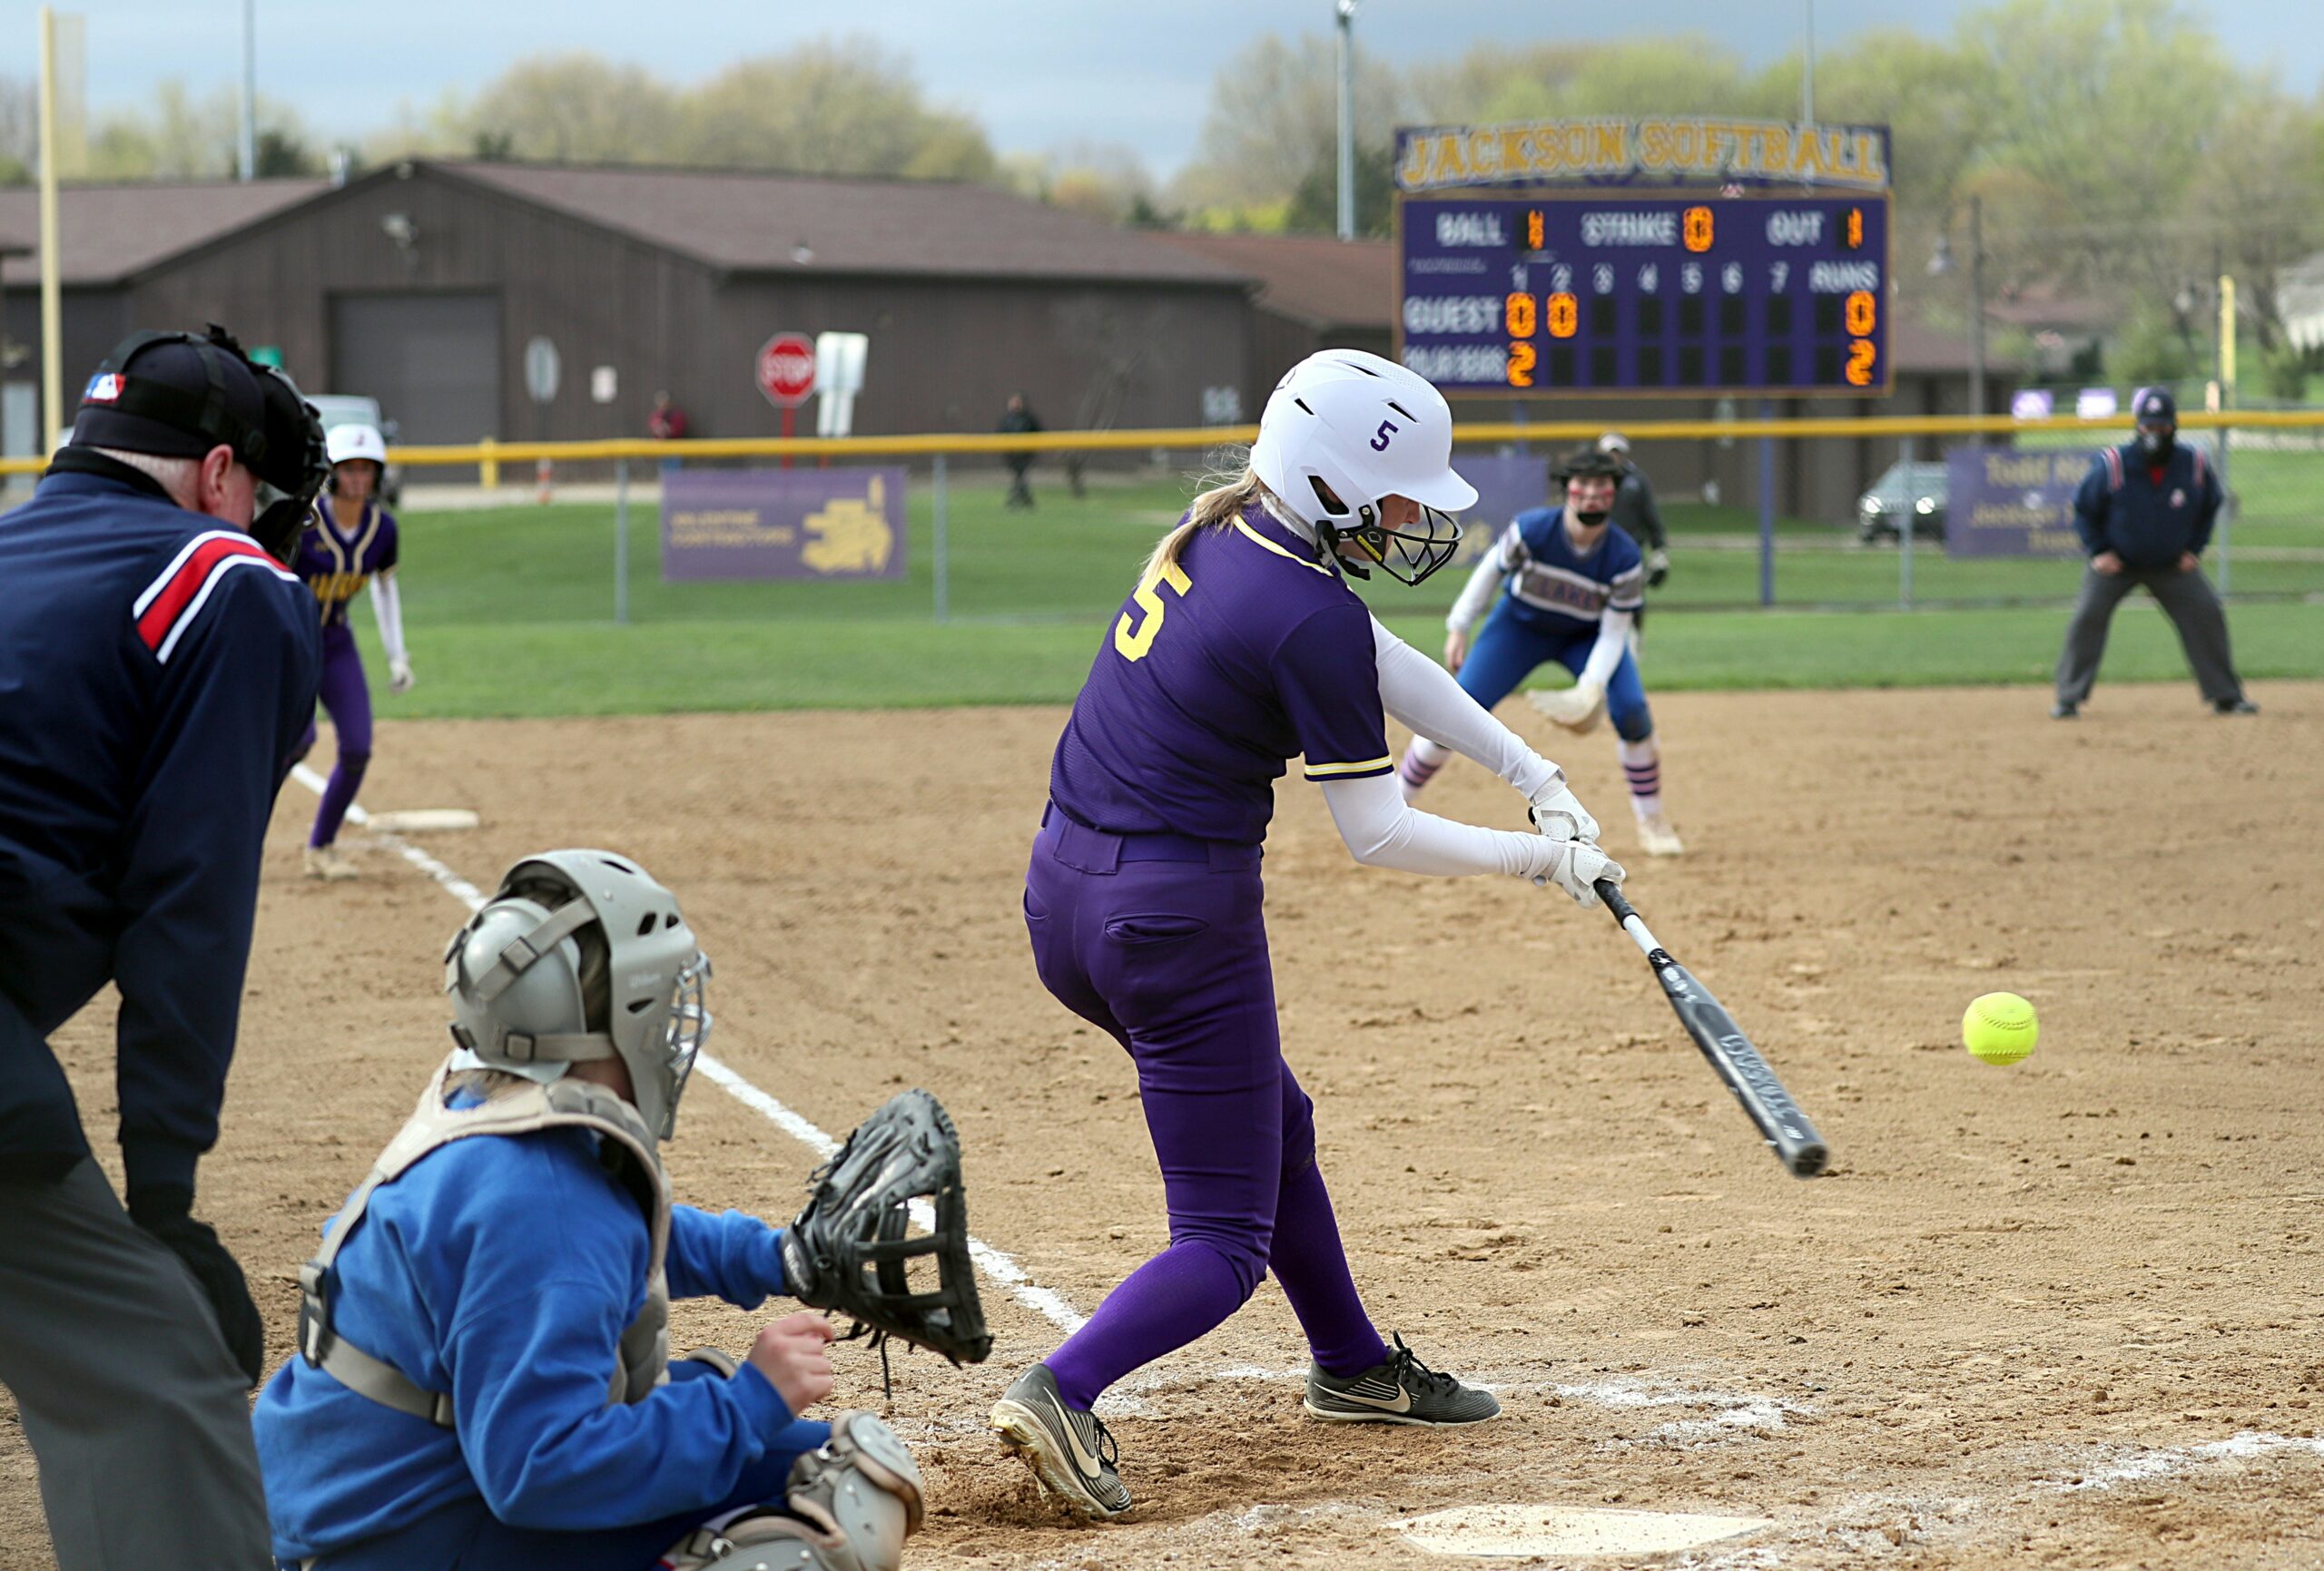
xmin=23 ymin=0 xmax=2324 ymax=179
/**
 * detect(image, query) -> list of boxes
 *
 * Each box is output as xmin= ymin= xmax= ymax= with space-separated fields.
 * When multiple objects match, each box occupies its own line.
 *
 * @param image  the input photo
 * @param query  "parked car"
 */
xmin=1856 ymin=460 xmax=1947 ymax=545
xmin=307 ymin=393 xmax=404 ymax=506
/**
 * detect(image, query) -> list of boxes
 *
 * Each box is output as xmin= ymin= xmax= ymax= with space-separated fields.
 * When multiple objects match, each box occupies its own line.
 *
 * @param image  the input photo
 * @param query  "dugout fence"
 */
xmin=5 ymin=411 xmax=2319 ymax=625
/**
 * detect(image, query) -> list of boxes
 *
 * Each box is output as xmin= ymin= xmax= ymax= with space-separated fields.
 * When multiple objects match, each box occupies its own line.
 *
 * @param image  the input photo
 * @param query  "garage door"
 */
xmin=329 ymin=293 xmax=500 ymax=446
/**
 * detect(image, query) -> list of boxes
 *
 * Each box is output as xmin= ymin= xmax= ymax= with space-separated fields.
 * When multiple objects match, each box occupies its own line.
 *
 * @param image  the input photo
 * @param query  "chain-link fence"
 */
xmin=7 ymin=414 xmax=2318 ymax=627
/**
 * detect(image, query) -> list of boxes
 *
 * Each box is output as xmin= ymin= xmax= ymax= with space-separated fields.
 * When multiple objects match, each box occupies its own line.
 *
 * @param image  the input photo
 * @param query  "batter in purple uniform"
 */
xmin=290 ymin=423 xmax=412 ymax=879
xmin=989 ymin=350 xmax=1627 ymax=1520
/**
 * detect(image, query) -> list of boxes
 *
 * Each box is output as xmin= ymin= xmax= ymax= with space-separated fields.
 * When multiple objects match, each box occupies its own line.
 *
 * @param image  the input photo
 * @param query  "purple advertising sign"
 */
xmin=661 ymin=467 xmax=906 ymax=582
xmin=1943 ymin=447 xmax=2088 ymax=558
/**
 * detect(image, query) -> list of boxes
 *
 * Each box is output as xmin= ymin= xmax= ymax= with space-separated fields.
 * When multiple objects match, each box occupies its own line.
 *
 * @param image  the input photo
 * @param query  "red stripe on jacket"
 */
xmin=134 ymin=535 xmax=281 ymax=654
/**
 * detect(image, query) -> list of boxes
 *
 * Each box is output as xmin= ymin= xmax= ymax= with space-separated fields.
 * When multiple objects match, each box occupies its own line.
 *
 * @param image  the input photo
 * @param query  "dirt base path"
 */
xmin=8 ymin=682 xmax=2321 ymax=1568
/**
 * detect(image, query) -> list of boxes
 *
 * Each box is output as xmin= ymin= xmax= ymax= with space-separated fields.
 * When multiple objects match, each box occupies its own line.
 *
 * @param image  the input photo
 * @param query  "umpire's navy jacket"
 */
xmin=2071 ymin=441 xmax=2222 ymax=570
xmin=0 ymin=455 xmax=320 ymax=1193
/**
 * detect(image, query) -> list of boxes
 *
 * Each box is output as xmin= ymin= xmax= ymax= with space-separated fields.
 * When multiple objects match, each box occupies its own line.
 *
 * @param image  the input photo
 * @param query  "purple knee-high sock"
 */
xmin=1044 ymin=1240 xmax=1249 ymax=1410
xmin=310 ymin=750 xmax=369 ymax=848
xmin=1269 ymin=1159 xmax=1387 ymax=1377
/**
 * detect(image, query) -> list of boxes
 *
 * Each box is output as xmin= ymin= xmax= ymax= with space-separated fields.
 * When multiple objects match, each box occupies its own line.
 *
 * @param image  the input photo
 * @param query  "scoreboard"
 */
xmin=1397 ymin=192 xmax=1891 ymax=398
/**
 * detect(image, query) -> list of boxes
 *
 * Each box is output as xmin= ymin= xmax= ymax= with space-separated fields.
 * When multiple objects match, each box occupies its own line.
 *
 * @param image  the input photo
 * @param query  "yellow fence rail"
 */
xmin=8 ymin=408 xmax=2320 ymax=480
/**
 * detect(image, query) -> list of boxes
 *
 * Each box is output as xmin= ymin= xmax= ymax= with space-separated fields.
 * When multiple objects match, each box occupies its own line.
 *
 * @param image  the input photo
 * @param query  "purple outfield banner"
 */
xmin=661 ymin=467 xmax=906 ymax=582
xmin=1943 ymin=447 xmax=2086 ymax=558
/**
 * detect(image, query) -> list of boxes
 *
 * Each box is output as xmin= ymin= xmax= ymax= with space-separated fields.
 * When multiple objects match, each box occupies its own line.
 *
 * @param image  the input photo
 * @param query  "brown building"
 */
xmin=3 ymin=161 xmax=1254 ymax=453
xmin=0 ymin=178 xmax=328 ymax=461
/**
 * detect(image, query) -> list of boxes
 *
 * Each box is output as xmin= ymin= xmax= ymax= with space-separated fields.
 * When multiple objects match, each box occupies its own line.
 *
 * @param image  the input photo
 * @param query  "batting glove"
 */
xmin=1531 ymin=839 xmax=1626 ymax=908
xmin=389 ymin=657 xmax=416 ymax=694
xmin=1645 ymin=547 xmax=1670 ymax=588
xmin=1527 ymin=777 xmax=1600 ymax=845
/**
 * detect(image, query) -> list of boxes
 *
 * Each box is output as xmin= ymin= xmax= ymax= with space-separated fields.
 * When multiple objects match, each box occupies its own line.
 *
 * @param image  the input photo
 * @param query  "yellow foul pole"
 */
xmin=2217 ymin=275 xmax=2237 ymax=399
xmin=37 ymin=6 xmax=64 ymax=454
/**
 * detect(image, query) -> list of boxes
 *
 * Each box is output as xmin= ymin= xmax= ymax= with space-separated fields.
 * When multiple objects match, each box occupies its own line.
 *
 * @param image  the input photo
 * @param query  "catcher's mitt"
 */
xmin=783 ymin=1089 xmax=992 ymax=1369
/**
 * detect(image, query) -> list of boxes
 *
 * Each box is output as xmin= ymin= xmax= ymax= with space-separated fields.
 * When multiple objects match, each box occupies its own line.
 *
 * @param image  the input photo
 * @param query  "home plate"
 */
xmin=1397 ymin=1504 xmax=1774 ymax=1558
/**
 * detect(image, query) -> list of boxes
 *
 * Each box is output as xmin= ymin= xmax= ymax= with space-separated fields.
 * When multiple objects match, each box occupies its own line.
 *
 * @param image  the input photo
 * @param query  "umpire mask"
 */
xmin=2133 ymin=387 xmax=2178 ymax=463
xmin=444 ymin=850 xmax=713 ymax=1141
xmin=72 ymin=323 xmax=330 ymax=562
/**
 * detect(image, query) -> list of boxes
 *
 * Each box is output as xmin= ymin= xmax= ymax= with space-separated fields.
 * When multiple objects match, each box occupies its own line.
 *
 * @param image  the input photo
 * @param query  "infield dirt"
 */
xmin=6 ymin=682 xmax=2320 ymax=1568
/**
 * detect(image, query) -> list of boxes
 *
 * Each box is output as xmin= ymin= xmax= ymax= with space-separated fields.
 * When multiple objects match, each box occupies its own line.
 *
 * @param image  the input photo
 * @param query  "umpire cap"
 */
xmin=70 ymin=323 xmax=326 ymax=501
xmin=2133 ymin=387 xmax=2176 ymax=428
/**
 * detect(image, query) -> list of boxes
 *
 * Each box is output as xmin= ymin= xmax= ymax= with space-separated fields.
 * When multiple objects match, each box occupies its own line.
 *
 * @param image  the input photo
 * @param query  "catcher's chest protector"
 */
xmin=297 ymin=1055 xmax=673 ymax=1428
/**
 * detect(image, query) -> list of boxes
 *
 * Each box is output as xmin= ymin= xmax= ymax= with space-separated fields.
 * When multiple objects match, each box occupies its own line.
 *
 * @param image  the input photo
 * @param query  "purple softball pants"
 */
xmin=295 ymin=623 xmax=373 ymax=848
xmin=1022 ymin=807 xmax=1387 ymax=1409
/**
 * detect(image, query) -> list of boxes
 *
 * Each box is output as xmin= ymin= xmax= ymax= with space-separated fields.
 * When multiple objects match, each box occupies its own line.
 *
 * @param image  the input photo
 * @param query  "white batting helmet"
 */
xmin=1249 ymin=349 xmax=1474 ymax=585
xmin=326 ymin=422 xmax=387 ymax=469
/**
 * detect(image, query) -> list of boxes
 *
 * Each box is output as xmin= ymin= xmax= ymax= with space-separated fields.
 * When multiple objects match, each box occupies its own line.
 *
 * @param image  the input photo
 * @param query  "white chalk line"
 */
xmin=290 ymin=768 xmax=1089 ymax=1337
xmin=2053 ymin=1429 xmax=2324 ymax=1491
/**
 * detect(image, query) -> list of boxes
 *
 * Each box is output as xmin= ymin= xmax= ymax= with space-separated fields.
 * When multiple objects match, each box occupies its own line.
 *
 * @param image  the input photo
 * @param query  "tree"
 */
xmin=677 ymin=40 xmax=996 ymax=182
xmin=1171 ymin=34 xmax=1403 ymax=214
xmin=459 ymin=54 xmax=682 ymax=164
xmin=1283 ymin=141 xmax=1394 ymax=237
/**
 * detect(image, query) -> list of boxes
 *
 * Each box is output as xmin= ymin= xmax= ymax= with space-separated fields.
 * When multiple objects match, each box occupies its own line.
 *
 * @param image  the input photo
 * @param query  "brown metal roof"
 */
xmin=434 ymin=161 xmax=1251 ymax=287
xmin=0 ymin=177 xmax=329 ymax=287
xmin=1153 ymin=231 xmax=1394 ymax=329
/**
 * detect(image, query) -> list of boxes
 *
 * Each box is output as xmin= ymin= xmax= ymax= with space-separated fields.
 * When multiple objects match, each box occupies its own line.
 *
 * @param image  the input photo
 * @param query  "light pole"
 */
xmin=1335 ymin=0 xmax=1356 ymax=241
xmin=239 ymin=0 xmax=256 ymax=181
xmin=1801 ymin=0 xmax=1816 ymax=125
xmin=1928 ymin=195 xmax=1987 ymax=435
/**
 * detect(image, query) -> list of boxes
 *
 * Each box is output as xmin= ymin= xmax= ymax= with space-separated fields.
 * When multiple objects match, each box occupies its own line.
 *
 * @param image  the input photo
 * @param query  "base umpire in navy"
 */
xmin=2053 ymin=387 xmax=2256 ymax=720
xmin=0 ymin=325 xmax=327 ymax=1568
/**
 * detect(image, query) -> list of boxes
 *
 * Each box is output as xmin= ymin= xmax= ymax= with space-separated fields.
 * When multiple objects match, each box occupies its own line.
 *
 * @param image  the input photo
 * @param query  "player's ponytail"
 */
xmin=1142 ymin=448 xmax=1267 ymax=582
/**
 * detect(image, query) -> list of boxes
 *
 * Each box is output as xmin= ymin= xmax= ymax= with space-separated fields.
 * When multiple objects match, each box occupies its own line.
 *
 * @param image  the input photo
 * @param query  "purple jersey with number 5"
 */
xmin=1048 ymin=503 xmax=1392 ymax=845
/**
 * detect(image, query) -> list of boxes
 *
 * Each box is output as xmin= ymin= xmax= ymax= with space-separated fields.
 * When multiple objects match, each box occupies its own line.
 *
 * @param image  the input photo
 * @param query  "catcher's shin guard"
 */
xmin=659 ymin=1412 xmax=924 ymax=1571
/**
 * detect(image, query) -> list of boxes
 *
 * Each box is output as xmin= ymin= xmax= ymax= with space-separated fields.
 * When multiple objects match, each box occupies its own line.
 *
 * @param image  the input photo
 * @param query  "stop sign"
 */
xmin=756 ymin=333 xmax=817 ymax=409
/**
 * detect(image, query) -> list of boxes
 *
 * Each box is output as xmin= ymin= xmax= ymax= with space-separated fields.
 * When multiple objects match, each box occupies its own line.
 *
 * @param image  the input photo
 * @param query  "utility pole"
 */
xmin=37 ymin=6 xmax=63 ymax=452
xmin=1968 ymin=194 xmax=1986 ymax=437
xmin=1335 ymin=0 xmax=1356 ymax=241
xmin=239 ymin=0 xmax=256 ymax=181
xmin=1801 ymin=0 xmax=1816 ymax=124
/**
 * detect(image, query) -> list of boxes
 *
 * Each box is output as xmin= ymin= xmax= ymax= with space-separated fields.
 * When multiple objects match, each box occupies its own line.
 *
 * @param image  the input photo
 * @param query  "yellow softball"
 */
xmin=1962 ymin=992 xmax=2038 ymax=1065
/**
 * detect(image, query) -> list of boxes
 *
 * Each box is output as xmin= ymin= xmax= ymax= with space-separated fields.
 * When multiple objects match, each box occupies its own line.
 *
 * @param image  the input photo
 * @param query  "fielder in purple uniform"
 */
xmin=291 ymin=422 xmax=412 ymax=879
xmin=989 ymin=350 xmax=1625 ymax=1520
xmin=1398 ymin=446 xmax=1684 ymax=856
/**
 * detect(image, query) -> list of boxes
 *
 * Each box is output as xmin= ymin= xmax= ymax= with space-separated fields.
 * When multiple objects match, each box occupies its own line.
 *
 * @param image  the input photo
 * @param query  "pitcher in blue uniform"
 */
xmin=1398 ymin=447 xmax=1684 ymax=857
xmin=989 ymin=350 xmax=1624 ymax=1520
xmin=291 ymin=422 xmax=413 ymax=879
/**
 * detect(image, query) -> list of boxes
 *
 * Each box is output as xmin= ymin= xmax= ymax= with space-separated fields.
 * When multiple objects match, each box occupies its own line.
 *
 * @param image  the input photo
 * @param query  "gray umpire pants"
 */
xmin=2053 ymin=562 xmax=2244 ymax=707
xmin=0 ymin=1160 xmax=271 ymax=1569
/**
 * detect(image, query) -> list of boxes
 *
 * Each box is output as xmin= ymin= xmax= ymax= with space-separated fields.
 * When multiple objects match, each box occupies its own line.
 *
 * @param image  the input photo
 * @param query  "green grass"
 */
xmin=355 ymin=471 xmax=2324 ymax=717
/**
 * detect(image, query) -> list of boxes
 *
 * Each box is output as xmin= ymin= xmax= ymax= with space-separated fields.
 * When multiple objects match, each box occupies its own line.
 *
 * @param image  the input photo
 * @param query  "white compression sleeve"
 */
xmin=369 ymin=571 xmax=409 ymax=666
xmin=1444 ymin=549 xmax=1504 ymax=634
xmin=1578 ymin=607 xmax=1632 ymax=689
xmin=1320 ymin=771 xmax=1558 ymax=879
xmin=1373 ymin=617 xmax=1563 ymax=801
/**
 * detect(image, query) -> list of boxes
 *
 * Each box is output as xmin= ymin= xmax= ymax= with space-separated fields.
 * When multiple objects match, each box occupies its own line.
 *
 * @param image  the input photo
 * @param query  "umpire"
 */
xmin=0 ymin=326 xmax=325 ymax=1568
xmin=2053 ymin=388 xmax=2257 ymax=719
xmin=1599 ymin=431 xmax=1669 ymax=591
